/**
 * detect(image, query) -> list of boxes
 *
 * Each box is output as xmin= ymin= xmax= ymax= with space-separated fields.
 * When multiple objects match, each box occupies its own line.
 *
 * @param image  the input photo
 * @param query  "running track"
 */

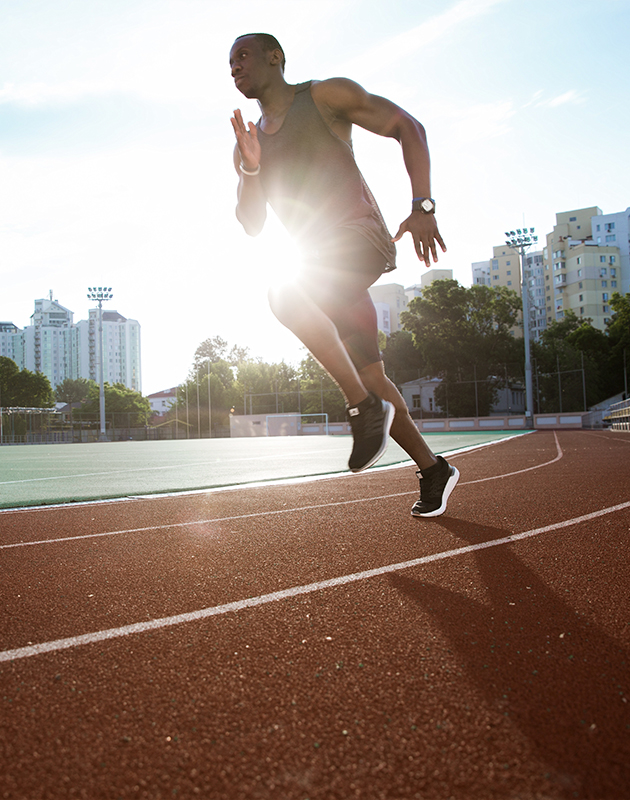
xmin=1 ymin=430 xmax=629 ymax=799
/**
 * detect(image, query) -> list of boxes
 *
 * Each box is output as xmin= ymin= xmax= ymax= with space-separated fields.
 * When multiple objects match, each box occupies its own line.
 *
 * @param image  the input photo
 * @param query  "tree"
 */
xmin=298 ymin=354 xmax=345 ymax=420
xmin=193 ymin=336 xmax=250 ymax=369
xmin=0 ymin=357 xmax=55 ymax=407
xmin=400 ymin=280 xmax=522 ymax=417
xmin=607 ymin=292 xmax=630 ymax=397
xmin=382 ymin=329 xmax=426 ymax=385
xmin=79 ymin=382 xmax=151 ymax=425
xmin=55 ymin=377 xmax=97 ymax=404
xmin=236 ymin=359 xmax=299 ymax=415
xmin=532 ymin=310 xmax=614 ymax=411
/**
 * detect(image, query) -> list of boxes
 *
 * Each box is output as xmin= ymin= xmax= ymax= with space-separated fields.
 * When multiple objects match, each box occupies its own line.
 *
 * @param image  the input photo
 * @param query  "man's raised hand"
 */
xmin=230 ymin=109 xmax=261 ymax=172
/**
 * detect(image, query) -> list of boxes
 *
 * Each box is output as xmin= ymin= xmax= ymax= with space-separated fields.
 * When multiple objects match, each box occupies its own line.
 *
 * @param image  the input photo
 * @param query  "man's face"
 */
xmin=229 ymin=36 xmax=269 ymax=99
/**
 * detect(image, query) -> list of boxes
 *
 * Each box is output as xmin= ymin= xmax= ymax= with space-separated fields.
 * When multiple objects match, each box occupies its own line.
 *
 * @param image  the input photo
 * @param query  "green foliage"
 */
xmin=80 ymin=382 xmax=151 ymax=423
xmin=297 ymin=354 xmax=345 ymax=420
xmin=400 ymin=280 xmax=522 ymax=416
xmin=0 ymin=357 xmax=55 ymax=407
xmin=193 ymin=336 xmax=250 ymax=369
xmin=382 ymin=330 xmax=426 ymax=384
xmin=55 ymin=377 xmax=97 ymax=404
xmin=530 ymin=308 xmax=624 ymax=411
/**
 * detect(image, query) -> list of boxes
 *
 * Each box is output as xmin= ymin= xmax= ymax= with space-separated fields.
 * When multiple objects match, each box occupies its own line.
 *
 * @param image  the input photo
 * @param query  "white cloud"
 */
xmin=535 ymin=90 xmax=585 ymax=108
xmin=337 ymin=0 xmax=507 ymax=75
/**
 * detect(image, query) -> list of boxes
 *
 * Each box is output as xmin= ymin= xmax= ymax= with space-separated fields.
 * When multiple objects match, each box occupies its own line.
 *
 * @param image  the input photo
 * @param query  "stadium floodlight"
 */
xmin=504 ymin=228 xmax=538 ymax=427
xmin=87 ymin=286 xmax=114 ymax=442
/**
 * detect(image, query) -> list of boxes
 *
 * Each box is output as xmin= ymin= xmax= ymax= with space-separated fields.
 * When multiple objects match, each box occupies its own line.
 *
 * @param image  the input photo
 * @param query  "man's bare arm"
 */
xmin=231 ymin=109 xmax=267 ymax=236
xmin=312 ymin=78 xmax=446 ymax=266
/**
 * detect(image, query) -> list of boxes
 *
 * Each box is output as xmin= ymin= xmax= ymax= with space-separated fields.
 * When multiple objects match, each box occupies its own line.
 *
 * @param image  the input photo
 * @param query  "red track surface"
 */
xmin=1 ymin=430 xmax=629 ymax=799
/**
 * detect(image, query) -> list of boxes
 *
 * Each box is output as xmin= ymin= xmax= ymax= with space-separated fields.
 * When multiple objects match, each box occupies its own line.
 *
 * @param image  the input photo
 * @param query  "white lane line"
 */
xmin=462 ymin=430 xmax=563 ymax=483
xmin=0 ymin=433 xmax=561 ymax=550
xmin=2 ymin=499 xmax=629 ymax=664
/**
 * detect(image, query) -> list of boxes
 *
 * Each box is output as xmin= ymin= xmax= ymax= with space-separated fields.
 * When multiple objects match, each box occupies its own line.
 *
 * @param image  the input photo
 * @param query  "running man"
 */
xmin=229 ymin=33 xmax=459 ymax=516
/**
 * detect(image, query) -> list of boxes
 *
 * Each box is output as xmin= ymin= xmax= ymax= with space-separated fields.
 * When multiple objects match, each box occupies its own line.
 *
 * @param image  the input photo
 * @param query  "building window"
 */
xmin=579 ymin=294 xmax=583 ymax=302
xmin=412 ymin=394 xmax=421 ymax=409
xmin=602 ymin=280 xmax=608 ymax=287
xmin=610 ymin=256 xmax=616 ymax=264
xmin=600 ymin=268 xmax=607 ymax=277
xmin=600 ymin=256 xmax=606 ymax=263
xmin=493 ymin=275 xmax=499 ymax=281
xmin=611 ymin=268 xmax=617 ymax=277
xmin=612 ymin=281 xmax=617 ymax=288
xmin=577 ymin=269 xmax=582 ymax=277
xmin=596 ymin=224 xmax=600 ymax=232
xmin=492 ymin=259 xmax=498 ymax=269
xmin=603 ymin=293 xmax=609 ymax=301
xmin=603 ymin=305 xmax=609 ymax=313
xmin=605 ymin=222 xmax=615 ymax=231
xmin=569 ymin=216 xmax=577 ymax=221
xmin=577 ymin=257 xmax=582 ymax=265
xmin=507 ymin=281 xmax=512 ymax=286
xmin=606 ymin=234 xmax=616 ymax=242
xmin=580 ymin=307 xmax=584 ymax=314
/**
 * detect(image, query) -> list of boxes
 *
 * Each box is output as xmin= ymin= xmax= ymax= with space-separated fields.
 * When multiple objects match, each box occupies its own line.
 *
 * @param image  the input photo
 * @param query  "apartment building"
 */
xmin=472 ymin=246 xmax=545 ymax=339
xmin=472 ymin=205 xmax=627 ymax=337
xmin=368 ymin=283 xmax=409 ymax=336
xmin=77 ymin=310 xmax=142 ymax=392
xmin=1 ymin=295 xmax=142 ymax=392
xmin=545 ymin=208 xmax=622 ymax=331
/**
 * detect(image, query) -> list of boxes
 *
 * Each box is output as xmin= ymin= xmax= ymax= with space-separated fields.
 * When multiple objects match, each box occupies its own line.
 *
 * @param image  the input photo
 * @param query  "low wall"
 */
xmin=230 ymin=412 xmax=586 ymax=437
xmin=230 ymin=414 xmax=352 ymax=438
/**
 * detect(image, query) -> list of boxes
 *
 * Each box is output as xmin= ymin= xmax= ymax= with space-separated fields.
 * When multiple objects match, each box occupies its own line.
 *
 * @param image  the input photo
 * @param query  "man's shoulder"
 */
xmin=310 ymin=78 xmax=366 ymax=111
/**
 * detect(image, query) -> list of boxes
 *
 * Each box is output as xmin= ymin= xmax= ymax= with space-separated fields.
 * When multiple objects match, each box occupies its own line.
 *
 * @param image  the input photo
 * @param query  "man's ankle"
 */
xmin=347 ymin=391 xmax=370 ymax=409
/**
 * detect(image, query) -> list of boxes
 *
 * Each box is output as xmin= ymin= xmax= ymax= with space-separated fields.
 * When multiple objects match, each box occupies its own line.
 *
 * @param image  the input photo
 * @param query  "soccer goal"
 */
xmin=265 ymin=413 xmax=329 ymax=436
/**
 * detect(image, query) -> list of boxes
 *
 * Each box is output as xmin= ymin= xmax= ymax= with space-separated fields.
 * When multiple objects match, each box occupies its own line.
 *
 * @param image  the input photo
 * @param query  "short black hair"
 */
xmin=235 ymin=33 xmax=286 ymax=71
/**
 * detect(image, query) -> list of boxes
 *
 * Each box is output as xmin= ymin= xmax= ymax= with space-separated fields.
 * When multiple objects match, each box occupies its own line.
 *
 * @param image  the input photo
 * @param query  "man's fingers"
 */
xmin=391 ymin=222 xmax=406 ymax=243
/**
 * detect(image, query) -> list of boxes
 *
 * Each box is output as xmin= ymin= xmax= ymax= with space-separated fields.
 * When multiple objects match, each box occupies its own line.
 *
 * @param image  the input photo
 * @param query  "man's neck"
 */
xmin=257 ymin=79 xmax=296 ymax=127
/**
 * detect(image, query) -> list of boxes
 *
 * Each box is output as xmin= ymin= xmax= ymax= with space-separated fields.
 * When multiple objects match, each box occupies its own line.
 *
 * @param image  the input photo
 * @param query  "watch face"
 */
xmin=421 ymin=198 xmax=434 ymax=212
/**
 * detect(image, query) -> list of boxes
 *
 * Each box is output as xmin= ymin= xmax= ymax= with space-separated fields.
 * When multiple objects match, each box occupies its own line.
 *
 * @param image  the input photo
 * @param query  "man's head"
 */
xmin=233 ymin=33 xmax=285 ymax=72
xmin=230 ymin=33 xmax=286 ymax=99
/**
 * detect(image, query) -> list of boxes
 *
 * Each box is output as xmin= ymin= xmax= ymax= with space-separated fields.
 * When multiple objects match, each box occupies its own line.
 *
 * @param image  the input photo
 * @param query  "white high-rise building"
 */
xmin=77 ymin=309 xmax=142 ymax=392
xmin=1 ymin=295 xmax=142 ymax=392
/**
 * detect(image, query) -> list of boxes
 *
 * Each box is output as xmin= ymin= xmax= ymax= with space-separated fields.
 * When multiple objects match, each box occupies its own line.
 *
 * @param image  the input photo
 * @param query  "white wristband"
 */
xmin=239 ymin=162 xmax=261 ymax=176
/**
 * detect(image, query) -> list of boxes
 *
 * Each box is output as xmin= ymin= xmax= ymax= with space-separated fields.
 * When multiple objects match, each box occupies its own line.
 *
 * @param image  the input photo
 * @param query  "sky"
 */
xmin=1 ymin=0 xmax=629 ymax=396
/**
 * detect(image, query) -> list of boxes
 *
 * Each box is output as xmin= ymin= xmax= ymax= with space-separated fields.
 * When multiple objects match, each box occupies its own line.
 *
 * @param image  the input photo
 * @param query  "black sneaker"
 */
xmin=411 ymin=456 xmax=459 ymax=517
xmin=346 ymin=392 xmax=395 ymax=473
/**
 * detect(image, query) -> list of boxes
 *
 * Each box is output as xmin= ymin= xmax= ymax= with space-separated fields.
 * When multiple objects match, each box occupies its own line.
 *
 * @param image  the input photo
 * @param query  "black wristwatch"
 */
xmin=412 ymin=197 xmax=436 ymax=214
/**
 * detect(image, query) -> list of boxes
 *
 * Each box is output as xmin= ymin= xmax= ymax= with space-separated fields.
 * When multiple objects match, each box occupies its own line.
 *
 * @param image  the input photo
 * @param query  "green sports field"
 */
xmin=0 ymin=431 xmax=529 ymax=509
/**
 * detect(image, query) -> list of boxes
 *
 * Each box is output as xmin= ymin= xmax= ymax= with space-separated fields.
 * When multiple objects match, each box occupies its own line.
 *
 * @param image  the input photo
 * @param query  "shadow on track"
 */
xmin=389 ymin=517 xmax=630 ymax=799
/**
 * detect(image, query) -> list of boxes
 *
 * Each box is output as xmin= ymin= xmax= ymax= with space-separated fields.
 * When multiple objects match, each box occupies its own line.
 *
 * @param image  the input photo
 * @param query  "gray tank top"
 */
xmin=256 ymin=81 xmax=396 ymax=271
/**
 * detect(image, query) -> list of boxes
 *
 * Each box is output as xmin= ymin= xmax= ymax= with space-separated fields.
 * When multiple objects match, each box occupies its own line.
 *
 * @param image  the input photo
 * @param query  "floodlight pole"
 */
xmin=504 ymin=229 xmax=538 ymax=428
xmin=87 ymin=287 xmax=113 ymax=442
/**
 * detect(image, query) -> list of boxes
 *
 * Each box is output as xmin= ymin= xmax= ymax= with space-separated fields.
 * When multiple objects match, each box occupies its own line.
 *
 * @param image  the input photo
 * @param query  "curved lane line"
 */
xmin=2 ymin=498 xmax=629 ymax=664
xmin=460 ymin=430 xmax=563 ymax=484
xmin=0 ymin=433 xmax=561 ymax=550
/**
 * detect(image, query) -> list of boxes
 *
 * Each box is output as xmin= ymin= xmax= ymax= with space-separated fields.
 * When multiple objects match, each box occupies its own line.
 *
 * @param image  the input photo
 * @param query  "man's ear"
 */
xmin=270 ymin=49 xmax=283 ymax=66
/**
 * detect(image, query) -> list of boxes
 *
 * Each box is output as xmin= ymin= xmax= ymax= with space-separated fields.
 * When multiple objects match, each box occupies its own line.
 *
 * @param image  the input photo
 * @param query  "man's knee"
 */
xmin=268 ymin=283 xmax=303 ymax=326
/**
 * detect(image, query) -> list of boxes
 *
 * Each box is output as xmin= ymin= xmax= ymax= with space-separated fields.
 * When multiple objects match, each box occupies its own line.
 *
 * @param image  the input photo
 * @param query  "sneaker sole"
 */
xmin=350 ymin=400 xmax=396 ymax=473
xmin=411 ymin=466 xmax=460 ymax=517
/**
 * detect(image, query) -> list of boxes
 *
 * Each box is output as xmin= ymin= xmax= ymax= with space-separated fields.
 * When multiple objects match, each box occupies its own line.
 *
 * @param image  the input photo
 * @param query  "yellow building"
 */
xmin=545 ymin=208 xmax=621 ymax=331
